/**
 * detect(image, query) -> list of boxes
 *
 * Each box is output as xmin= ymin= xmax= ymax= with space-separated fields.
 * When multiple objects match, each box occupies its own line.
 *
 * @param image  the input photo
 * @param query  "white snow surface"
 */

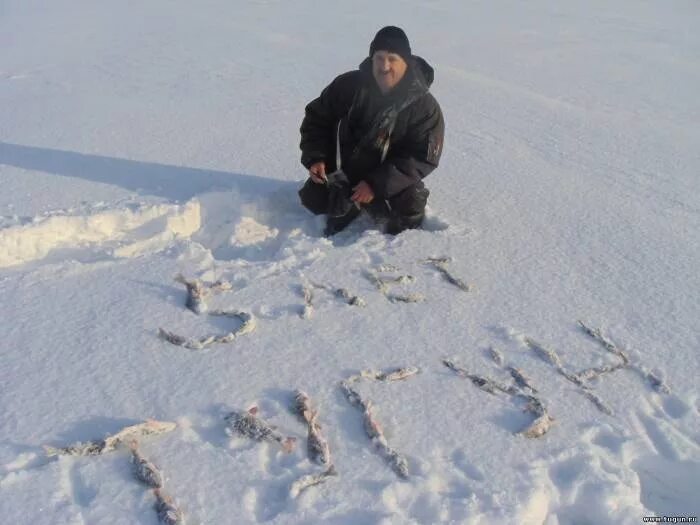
xmin=1 ymin=1 xmax=699 ymax=524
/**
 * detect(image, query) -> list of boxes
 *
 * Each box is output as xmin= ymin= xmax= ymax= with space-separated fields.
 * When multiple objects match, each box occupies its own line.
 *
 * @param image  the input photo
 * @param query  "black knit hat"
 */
xmin=369 ymin=26 xmax=412 ymax=63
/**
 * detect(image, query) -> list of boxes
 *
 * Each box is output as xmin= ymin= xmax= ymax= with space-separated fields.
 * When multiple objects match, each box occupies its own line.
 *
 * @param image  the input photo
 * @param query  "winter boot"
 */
xmin=383 ymin=183 xmax=429 ymax=234
xmin=384 ymin=212 xmax=425 ymax=235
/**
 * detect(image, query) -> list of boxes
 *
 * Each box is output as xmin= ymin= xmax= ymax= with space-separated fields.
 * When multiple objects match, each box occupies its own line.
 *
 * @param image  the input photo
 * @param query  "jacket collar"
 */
xmin=358 ymin=55 xmax=434 ymax=101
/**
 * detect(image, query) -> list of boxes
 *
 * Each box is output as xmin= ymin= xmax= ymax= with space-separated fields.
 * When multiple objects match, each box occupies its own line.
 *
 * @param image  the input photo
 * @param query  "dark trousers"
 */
xmin=298 ymin=178 xmax=429 ymax=234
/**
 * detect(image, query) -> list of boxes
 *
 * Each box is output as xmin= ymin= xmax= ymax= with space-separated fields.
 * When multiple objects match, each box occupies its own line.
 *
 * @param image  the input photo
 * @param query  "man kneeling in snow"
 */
xmin=299 ymin=26 xmax=445 ymax=236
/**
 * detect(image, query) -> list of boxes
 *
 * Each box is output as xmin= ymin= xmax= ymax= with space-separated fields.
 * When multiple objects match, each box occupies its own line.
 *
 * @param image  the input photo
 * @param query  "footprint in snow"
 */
xmin=451 ymin=449 xmax=485 ymax=482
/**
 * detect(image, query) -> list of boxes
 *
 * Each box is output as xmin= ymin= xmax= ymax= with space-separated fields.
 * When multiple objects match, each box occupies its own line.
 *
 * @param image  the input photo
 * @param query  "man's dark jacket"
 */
xmin=300 ymin=56 xmax=444 ymax=199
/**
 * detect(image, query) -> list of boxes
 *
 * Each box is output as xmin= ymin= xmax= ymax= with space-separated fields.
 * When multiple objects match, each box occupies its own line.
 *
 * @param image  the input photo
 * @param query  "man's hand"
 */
xmin=351 ymin=180 xmax=375 ymax=204
xmin=309 ymin=161 xmax=327 ymax=184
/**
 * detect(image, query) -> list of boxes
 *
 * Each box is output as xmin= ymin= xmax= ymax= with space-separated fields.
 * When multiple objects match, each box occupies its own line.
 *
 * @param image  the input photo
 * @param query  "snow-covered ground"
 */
xmin=1 ymin=1 xmax=699 ymax=524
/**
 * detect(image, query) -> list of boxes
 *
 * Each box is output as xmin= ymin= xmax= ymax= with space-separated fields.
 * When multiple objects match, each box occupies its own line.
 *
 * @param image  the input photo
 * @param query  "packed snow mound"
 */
xmin=0 ymin=199 xmax=201 ymax=267
xmin=230 ymin=217 xmax=279 ymax=247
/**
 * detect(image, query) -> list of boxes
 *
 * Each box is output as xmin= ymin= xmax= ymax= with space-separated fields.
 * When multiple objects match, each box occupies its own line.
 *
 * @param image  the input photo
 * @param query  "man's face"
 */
xmin=372 ymin=51 xmax=408 ymax=93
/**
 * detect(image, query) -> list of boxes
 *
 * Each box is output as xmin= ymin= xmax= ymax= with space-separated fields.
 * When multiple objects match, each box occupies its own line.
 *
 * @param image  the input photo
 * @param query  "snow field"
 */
xmin=2 ymin=0 xmax=699 ymax=524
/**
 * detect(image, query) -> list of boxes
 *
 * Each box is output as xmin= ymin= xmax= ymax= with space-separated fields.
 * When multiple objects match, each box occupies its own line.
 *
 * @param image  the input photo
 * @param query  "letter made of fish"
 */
xmin=225 ymin=408 xmax=296 ymax=452
xmin=131 ymin=443 xmax=164 ymax=488
xmin=424 ymin=257 xmax=472 ymax=292
xmin=306 ymin=417 xmax=331 ymax=466
xmin=519 ymin=414 xmax=554 ymax=438
xmin=508 ymin=367 xmax=538 ymax=393
xmin=159 ymin=311 xmax=255 ymax=350
xmin=348 ymin=367 xmax=420 ymax=385
xmin=293 ymin=390 xmax=331 ymax=465
xmin=45 ymin=420 xmax=177 ymax=457
xmin=517 ymin=395 xmax=554 ymax=438
xmin=362 ymin=402 xmax=409 ymax=479
xmin=175 ymin=275 xmax=208 ymax=314
xmin=376 ymin=366 xmax=420 ymax=382
xmin=154 ymin=489 xmax=186 ymax=525
xmin=175 ymin=274 xmax=233 ymax=315
xmin=289 ymin=465 xmax=337 ymax=499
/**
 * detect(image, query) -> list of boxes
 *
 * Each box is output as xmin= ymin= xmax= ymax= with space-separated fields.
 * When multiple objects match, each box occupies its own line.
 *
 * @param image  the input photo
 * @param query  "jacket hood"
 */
xmin=359 ymin=54 xmax=435 ymax=90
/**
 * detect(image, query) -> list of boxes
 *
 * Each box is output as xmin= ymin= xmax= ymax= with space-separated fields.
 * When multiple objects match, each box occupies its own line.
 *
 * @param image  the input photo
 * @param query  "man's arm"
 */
xmin=365 ymin=94 xmax=444 ymax=199
xmin=299 ymin=72 xmax=357 ymax=170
